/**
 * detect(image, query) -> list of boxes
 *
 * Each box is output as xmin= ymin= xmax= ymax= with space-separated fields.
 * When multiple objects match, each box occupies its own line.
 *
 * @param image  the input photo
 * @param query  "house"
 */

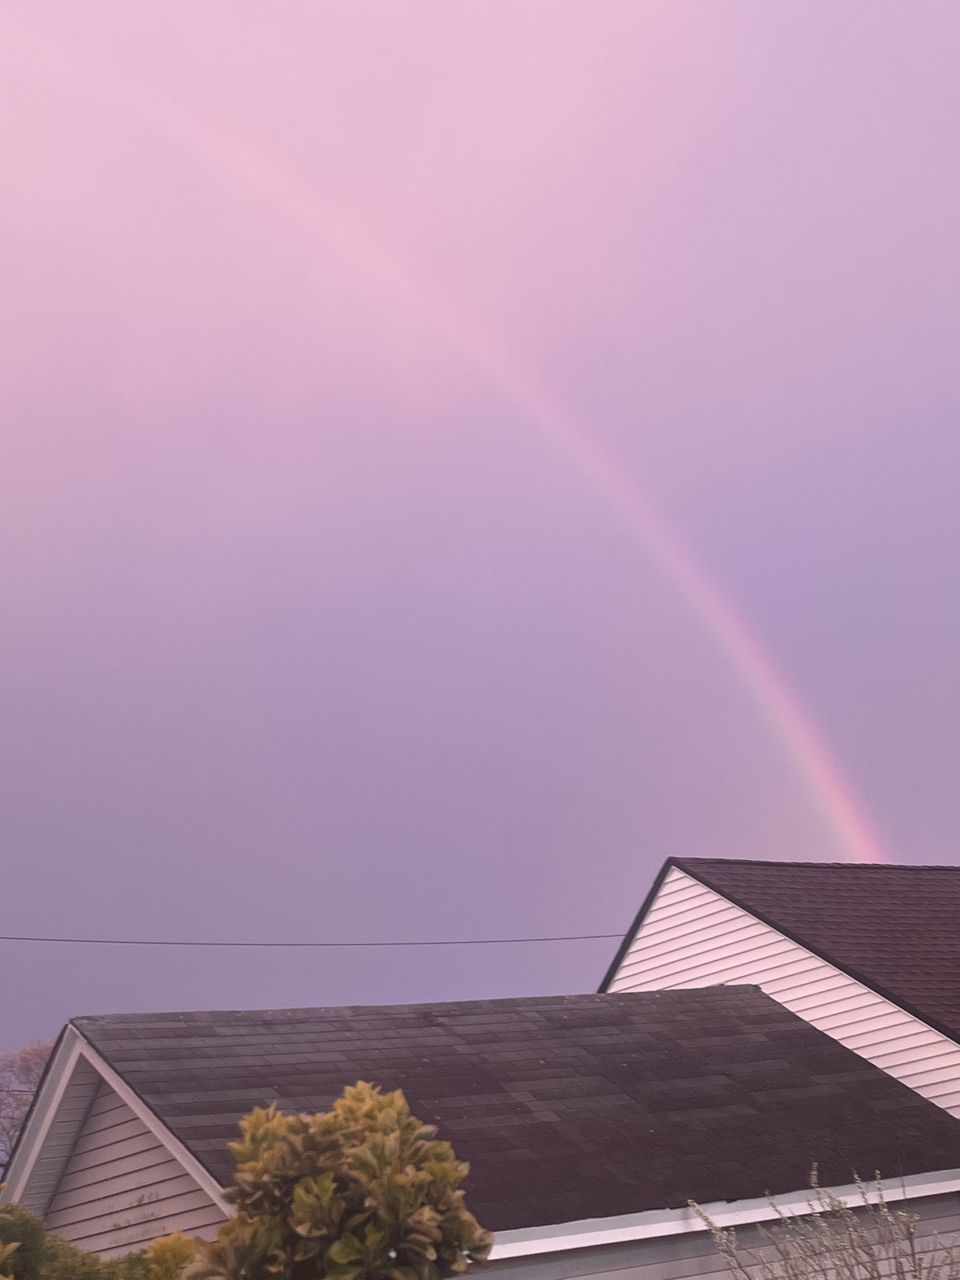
xmin=602 ymin=858 xmax=960 ymax=1118
xmin=7 ymin=988 xmax=960 ymax=1273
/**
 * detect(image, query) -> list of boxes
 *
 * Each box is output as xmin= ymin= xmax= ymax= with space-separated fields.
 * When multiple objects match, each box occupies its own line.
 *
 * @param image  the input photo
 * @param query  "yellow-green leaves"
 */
xmin=141 ymin=1233 xmax=198 ymax=1280
xmin=0 ymin=1238 xmax=19 ymax=1280
xmin=188 ymin=1082 xmax=492 ymax=1280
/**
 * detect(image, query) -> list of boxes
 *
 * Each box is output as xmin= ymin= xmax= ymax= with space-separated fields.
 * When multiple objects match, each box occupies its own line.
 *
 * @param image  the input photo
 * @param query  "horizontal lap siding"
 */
xmin=17 ymin=1057 xmax=102 ymax=1215
xmin=488 ymin=1194 xmax=960 ymax=1280
xmin=45 ymin=1081 xmax=226 ymax=1257
xmin=609 ymin=868 xmax=960 ymax=1119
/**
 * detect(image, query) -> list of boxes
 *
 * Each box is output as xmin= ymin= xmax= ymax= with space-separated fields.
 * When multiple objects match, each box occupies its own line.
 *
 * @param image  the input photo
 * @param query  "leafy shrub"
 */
xmin=139 ymin=1233 xmax=199 ymax=1279
xmin=2 ymin=1082 xmax=489 ymax=1280
xmin=0 ymin=1199 xmax=195 ymax=1280
xmin=188 ymin=1081 xmax=492 ymax=1280
xmin=0 ymin=1203 xmax=56 ymax=1280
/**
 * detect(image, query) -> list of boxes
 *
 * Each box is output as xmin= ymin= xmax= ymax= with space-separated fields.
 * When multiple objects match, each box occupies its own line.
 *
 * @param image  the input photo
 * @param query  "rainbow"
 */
xmin=430 ymin=338 xmax=891 ymax=868
xmin=44 ymin=47 xmax=889 ymax=867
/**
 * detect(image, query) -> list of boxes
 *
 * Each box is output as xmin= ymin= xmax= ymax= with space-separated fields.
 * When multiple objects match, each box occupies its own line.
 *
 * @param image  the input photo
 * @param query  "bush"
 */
xmin=1 ymin=1083 xmax=489 ymax=1280
xmin=140 ymin=1233 xmax=198 ymax=1280
xmin=0 ymin=1199 xmax=194 ymax=1280
xmin=188 ymin=1081 xmax=492 ymax=1280
xmin=0 ymin=1199 xmax=134 ymax=1279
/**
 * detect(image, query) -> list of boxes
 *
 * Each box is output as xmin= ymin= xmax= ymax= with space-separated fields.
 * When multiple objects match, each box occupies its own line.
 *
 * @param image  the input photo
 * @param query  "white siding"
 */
xmin=488 ymin=1193 xmax=960 ymax=1280
xmin=609 ymin=867 xmax=960 ymax=1118
xmin=16 ymin=1057 xmax=101 ymax=1216
xmin=44 ymin=1081 xmax=226 ymax=1259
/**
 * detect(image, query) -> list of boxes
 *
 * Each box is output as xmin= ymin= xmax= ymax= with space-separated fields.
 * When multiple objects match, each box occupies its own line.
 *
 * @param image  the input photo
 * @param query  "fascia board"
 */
xmin=490 ymin=1168 xmax=960 ymax=1259
xmin=3 ymin=1025 xmax=232 ymax=1221
xmin=2 ymin=1028 xmax=82 ymax=1204
xmin=72 ymin=1031 xmax=232 ymax=1218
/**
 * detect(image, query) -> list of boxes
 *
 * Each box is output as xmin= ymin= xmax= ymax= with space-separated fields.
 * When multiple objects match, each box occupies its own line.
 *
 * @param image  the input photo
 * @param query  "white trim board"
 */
xmin=2 ymin=1032 xmax=84 ymax=1207
xmin=607 ymin=867 xmax=960 ymax=1118
xmin=490 ymin=1168 xmax=960 ymax=1259
xmin=75 ymin=1032 xmax=232 ymax=1218
xmin=2 ymin=1026 xmax=232 ymax=1220
xmin=9 ymin=1023 xmax=960 ymax=1265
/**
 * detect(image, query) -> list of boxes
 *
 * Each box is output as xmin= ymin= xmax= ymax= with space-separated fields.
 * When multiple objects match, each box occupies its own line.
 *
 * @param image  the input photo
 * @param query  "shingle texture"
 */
xmin=677 ymin=859 xmax=960 ymax=1042
xmin=74 ymin=989 xmax=960 ymax=1232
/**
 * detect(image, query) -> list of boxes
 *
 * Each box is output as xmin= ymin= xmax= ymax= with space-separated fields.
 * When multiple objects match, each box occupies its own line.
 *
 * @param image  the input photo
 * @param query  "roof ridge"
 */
xmin=669 ymin=855 xmax=960 ymax=1046
xmin=70 ymin=986 xmax=766 ymax=1026
xmin=676 ymin=857 xmax=960 ymax=871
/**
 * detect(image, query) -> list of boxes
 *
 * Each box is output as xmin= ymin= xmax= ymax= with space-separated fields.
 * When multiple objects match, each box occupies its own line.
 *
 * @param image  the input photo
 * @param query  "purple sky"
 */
xmin=3 ymin=2 xmax=959 ymax=1052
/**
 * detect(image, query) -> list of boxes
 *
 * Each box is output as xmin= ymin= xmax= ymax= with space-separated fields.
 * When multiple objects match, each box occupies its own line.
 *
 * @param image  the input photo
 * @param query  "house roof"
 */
xmin=670 ymin=858 xmax=960 ymax=1043
xmin=72 ymin=988 xmax=960 ymax=1233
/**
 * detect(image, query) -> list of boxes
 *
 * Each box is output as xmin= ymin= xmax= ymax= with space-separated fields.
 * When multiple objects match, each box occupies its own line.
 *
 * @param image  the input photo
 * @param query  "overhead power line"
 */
xmin=0 ymin=931 xmax=620 ymax=949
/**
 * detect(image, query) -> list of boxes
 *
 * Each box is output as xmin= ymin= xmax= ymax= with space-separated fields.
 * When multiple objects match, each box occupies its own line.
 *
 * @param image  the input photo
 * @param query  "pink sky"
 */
xmin=2 ymin=3 xmax=959 ymax=1049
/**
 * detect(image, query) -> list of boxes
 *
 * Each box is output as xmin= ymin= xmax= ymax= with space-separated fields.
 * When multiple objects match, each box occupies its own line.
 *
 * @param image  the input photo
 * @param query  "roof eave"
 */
xmin=491 ymin=1166 xmax=960 ymax=1259
xmin=675 ymin=859 xmax=960 ymax=1048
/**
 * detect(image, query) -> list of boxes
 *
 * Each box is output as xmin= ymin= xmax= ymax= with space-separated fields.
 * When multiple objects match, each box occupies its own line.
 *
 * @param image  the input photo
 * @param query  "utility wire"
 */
xmin=0 ymin=931 xmax=620 ymax=949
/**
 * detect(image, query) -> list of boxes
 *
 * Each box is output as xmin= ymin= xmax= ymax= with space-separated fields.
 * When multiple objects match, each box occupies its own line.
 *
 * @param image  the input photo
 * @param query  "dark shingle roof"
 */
xmin=674 ymin=858 xmax=960 ymax=1042
xmin=73 ymin=989 xmax=960 ymax=1232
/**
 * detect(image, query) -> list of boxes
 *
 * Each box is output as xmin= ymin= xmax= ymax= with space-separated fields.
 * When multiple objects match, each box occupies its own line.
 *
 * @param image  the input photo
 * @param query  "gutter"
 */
xmin=490 ymin=1167 xmax=960 ymax=1259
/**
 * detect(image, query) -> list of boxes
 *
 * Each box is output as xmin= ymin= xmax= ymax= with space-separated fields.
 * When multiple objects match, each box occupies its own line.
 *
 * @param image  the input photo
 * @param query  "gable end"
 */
xmin=676 ymin=859 xmax=960 ymax=1046
xmin=2 ymin=1027 xmax=230 ymax=1258
xmin=605 ymin=865 xmax=960 ymax=1118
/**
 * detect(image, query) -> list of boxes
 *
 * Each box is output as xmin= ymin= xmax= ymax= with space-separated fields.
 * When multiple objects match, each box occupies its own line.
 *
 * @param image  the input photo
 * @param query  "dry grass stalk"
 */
xmin=692 ymin=1171 xmax=960 ymax=1280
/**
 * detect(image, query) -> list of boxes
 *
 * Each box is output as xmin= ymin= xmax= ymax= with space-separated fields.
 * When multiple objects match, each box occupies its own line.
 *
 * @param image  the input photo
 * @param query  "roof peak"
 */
xmin=660 ymin=855 xmax=960 ymax=1043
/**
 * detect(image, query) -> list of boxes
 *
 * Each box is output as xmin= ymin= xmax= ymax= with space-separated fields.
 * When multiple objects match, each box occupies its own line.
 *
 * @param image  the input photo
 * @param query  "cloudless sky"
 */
xmin=2 ymin=2 xmax=959 ymax=1051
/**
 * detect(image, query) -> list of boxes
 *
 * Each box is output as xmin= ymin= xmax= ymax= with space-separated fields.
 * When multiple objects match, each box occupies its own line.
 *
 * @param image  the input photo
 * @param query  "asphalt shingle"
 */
xmin=675 ymin=858 xmax=960 ymax=1041
xmin=73 ymin=988 xmax=960 ymax=1232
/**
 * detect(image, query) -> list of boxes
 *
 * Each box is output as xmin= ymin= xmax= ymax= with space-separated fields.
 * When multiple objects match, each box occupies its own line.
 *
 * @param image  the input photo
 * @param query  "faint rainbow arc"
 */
xmin=434 ymin=347 xmax=890 ymax=868
xmin=118 ymin=83 xmax=891 ymax=866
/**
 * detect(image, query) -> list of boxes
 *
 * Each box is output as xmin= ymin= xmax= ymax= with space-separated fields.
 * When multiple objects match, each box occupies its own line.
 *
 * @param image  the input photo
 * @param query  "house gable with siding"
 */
xmin=3 ymin=1025 xmax=229 ymax=1258
xmin=602 ymin=858 xmax=960 ymax=1118
xmin=8 ymin=989 xmax=960 ymax=1270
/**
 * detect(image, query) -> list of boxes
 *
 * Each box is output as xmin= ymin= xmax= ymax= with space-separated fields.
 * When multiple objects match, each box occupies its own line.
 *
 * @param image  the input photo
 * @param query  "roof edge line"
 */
xmin=1 ymin=1027 xmax=82 ymax=1203
xmin=68 ymin=1029 xmax=234 ymax=1220
xmin=676 ymin=861 xmax=960 ymax=1046
xmin=598 ymin=857 xmax=678 ymax=991
xmin=490 ymin=1167 xmax=960 ymax=1258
